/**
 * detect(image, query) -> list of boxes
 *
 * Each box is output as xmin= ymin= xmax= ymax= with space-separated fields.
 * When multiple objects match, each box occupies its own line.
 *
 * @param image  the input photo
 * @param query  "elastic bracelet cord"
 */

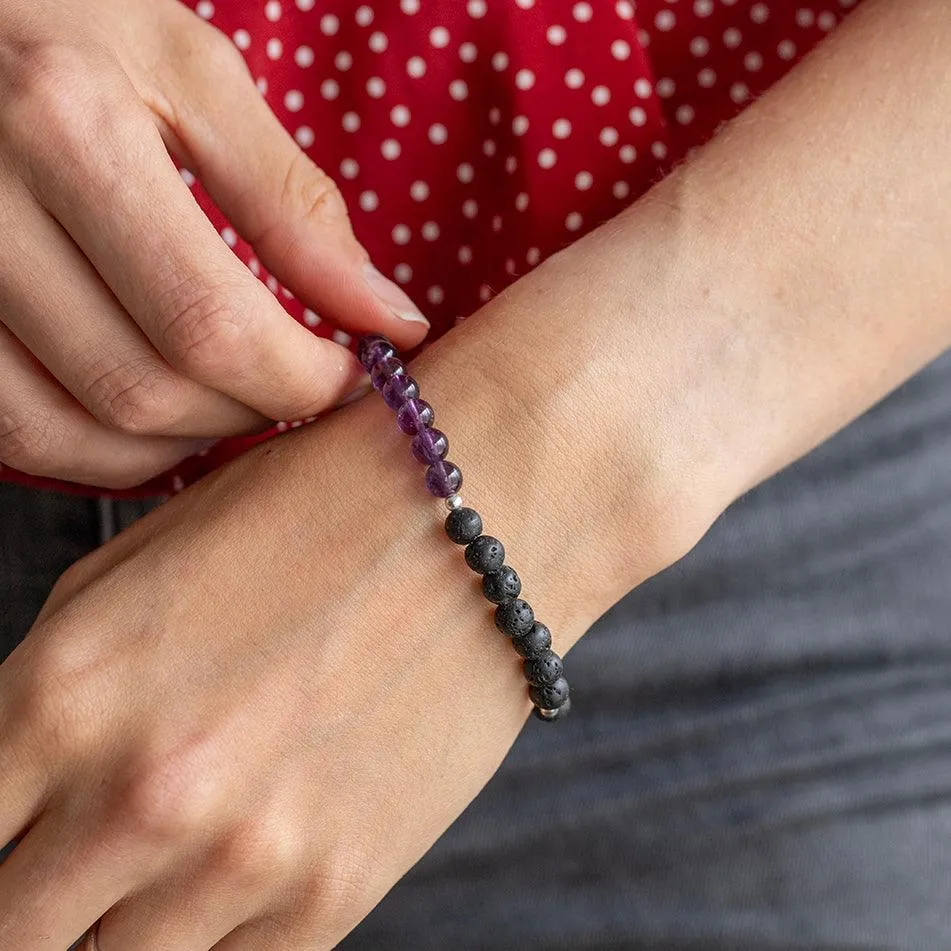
xmin=357 ymin=334 xmax=571 ymax=723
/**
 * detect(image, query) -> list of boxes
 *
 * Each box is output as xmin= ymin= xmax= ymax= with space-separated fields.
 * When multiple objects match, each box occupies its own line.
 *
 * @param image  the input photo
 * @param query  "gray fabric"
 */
xmin=4 ymin=352 xmax=951 ymax=950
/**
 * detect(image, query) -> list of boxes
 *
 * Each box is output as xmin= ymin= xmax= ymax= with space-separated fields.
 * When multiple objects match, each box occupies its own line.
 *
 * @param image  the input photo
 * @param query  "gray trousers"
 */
xmin=5 ymin=353 xmax=951 ymax=949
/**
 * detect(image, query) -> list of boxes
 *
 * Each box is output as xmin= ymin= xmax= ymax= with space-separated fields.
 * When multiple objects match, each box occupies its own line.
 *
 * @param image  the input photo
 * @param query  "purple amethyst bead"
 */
xmin=357 ymin=335 xmax=396 ymax=372
xmin=411 ymin=427 xmax=449 ymax=464
xmin=425 ymin=460 xmax=463 ymax=497
xmin=370 ymin=357 xmax=404 ymax=391
xmin=396 ymin=398 xmax=434 ymax=434
xmin=382 ymin=373 xmax=420 ymax=410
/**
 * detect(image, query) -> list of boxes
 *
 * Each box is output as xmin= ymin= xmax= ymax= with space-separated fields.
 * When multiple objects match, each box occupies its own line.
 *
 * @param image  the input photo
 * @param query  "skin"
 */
xmin=0 ymin=0 xmax=428 ymax=489
xmin=2 ymin=0 xmax=951 ymax=947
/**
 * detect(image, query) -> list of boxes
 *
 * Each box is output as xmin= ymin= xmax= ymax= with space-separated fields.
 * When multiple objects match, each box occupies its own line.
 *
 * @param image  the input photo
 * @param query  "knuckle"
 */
xmin=298 ymin=847 xmax=379 ymax=924
xmin=214 ymin=816 xmax=302 ymax=890
xmin=82 ymin=359 xmax=183 ymax=435
xmin=0 ymin=410 xmax=64 ymax=471
xmin=168 ymin=16 xmax=251 ymax=83
xmin=287 ymin=155 xmax=349 ymax=230
xmin=157 ymin=273 xmax=253 ymax=379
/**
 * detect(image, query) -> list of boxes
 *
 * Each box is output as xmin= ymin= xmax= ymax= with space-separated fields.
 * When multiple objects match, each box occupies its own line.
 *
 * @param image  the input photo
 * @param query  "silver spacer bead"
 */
xmin=444 ymin=494 xmax=463 ymax=510
xmin=537 ymin=707 xmax=559 ymax=720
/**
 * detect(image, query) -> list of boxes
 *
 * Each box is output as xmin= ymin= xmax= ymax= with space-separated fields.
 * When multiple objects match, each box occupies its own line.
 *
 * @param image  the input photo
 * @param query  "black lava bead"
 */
xmin=445 ymin=507 xmax=483 ymax=545
xmin=482 ymin=566 xmax=521 ymax=604
xmin=465 ymin=535 xmax=505 ymax=574
xmin=523 ymin=651 xmax=564 ymax=686
xmin=495 ymin=598 xmax=535 ymax=636
xmin=512 ymin=622 xmax=552 ymax=658
xmin=533 ymin=695 xmax=572 ymax=722
xmin=529 ymin=676 xmax=570 ymax=710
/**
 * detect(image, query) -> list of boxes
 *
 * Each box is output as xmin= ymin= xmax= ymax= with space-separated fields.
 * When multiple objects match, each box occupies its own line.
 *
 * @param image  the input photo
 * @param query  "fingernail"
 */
xmin=363 ymin=264 xmax=430 ymax=326
xmin=336 ymin=375 xmax=373 ymax=408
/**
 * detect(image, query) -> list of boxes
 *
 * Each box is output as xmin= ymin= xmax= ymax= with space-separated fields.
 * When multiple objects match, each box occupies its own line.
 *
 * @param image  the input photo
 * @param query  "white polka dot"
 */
xmin=196 ymin=1 xmax=214 ymax=18
xmin=467 ymin=0 xmax=487 ymax=17
xmin=394 ymin=263 xmax=413 ymax=283
xmin=381 ymin=139 xmax=401 ymax=160
xmin=690 ymin=36 xmax=710 ymax=56
xmin=656 ymin=77 xmax=676 ymax=98
xmin=294 ymin=45 xmax=314 ymax=67
xmin=651 ymin=141 xmax=668 ymax=159
xmin=591 ymin=85 xmax=611 ymax=106
xmin=401 ymin=0 xmax=419 ymax=12
xmin=655 ymin=9 xmax=676 ymax=30
xmin=410 ymin=180 xmax=430 ymax=201
xmin=332 ymin=329 xmax=352 ymax=347
xmin=818 ymin=11 xmax=836 ymax=30
xmin=463 ymin=199 xmax=479 ymax=218
xmin=407 ymin=56 xmax=427 ymax=78
xmin=698 ymin=67 xmax=717 ymax=87
xmin=489 ymin=107 xmax=502 ymax=124
xmin=392 ymin=224 xmax=411 ymax=245
xmin=427 ymin=286 xmax=445 ymax=305
xmin=391 ymin=104 xmax=411 ymax=126
xmin=573 ymin=2 xmax=593 ymax=22
xmin=638 ymin=27 xmax=650 ymax=46
xmin=492 ymin=51 xmax=509 ymax=71
xmin=565 ymin=211 xmax=583 ymax=231
xmin=457 ymin=162 xmax=475 ymax=183
xmin=320 ymin=14 xmax=339 ymax=35
xmin=458 ymin=246 xmax=473 ymax=264
xmin=538 ymin=148 xmax=557 ymax=169
xmin=547 ymin=25 xmax=567 ymax=45
xmin=629 ymin=106 xmax=647 ymax=126
xmin=450 ymin=79 xmax=469 ymax=100
xmin=284 ymin=89 xmax=304 ymax=112
xmin=634 ymin=77 xmax=652 ymax=98
xmin=303 ymin=308 xmax=320 ymax=326
xmin=295 ymin=126 xmax=314 ymax=147
xmin=342 ymin=111 xmax=361 ymax=132
xmin=619 ymin=144 xmax=636 ymax=163
xmin=233 ymin=29 xmax=251 ymax=50
xmin=483 ymin=139 xmax=497 ymax=156
xmin=694 ymin=0 xmax=714 ymax=15
xmin=221 ymin=226 xmax=237 ymax=247
xmin=599 ymin=126 xmax=619 ymax=146
xmin=552 ymin=118 xmax=572 ymax=138
xmin=369 ymin=31 xmax=388 ymax=53
xmin=334 ymin=50 xmax=352 ymax=71
xmin=730 ymin=82 xmax=750 ymax=103
xmin=575 ymin=170 xmax=593 ymax=190
xmin=676 ymin=104 xmax=695 ymax=125
xmin=613 ymin=180 xmax=631 ymax=200
xmin=492 ymin=215 xmax=503 ymax=232
xmin=295 ymin=0 xmax=314 ymax=8
xmin=505 ymin=155 xmax=518 ymax=173
xmin=778 ymin=38 xmax=797 ymax=59
xmin=526 ymin=247 xmax=541 ymax=265
xmin=723 ymin=27 xmax=742 ymax=48
xmin=515 ymin=192 xmax=530 ymax=211
xmin=321 ymin=79 xmax=339 ymax=100
xmin=744 ymin=51 xmax=763 ymax=71
xmin=750 ymin=2 xmax=770 ymax=23
xmin=460 ymin=42 xmax=478 ymax=62
xmin=479 ymin=284 xmax=493 ymax=302
xmin=366 ymin=77 xmax=386 ymax=97
xmin=256 ymin=77 xmax=268 ymax=95
xmin=616 ymin=1 xmax=635 ymax=18
xmin=505 ymin=258 xmax=517 ymax=275
xmin=265 ymin=0 xmax=282 ymax=21
xmin=340 ymin=158 xmax=360 ymax=179
xmin=429 ymin=123 xmax=448 ymax=144
xmin=430 ymin=26 xmax=450 ymax=48
xmin=512 ymin=115 xmax=530 ymax=135
xmin=266 ymin=37 xmax=283 ymax=59
xmin=515 ymin=68 xmax=535 ymax=90
xmin=355 ymin=5 xmax=374 ymax=26
xmin=796 ymin=8 xmax=815 ymax=27
xmin=565 ymin=68 xmax=585 ymax=89
xmin=611 ymin=39 xmax=631 ymax=60
xmin=248 ymin=258 xmax=260 ymax=276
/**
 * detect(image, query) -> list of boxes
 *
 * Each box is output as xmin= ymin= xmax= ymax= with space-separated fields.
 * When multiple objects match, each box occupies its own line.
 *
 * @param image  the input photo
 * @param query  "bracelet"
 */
xmin=357 ymin=334 xmax=571 ymax=723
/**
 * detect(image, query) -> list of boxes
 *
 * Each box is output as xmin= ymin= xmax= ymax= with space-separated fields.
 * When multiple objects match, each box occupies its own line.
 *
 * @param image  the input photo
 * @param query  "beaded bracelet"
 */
xmin=357 ymin=334 xmax=571 ymax=722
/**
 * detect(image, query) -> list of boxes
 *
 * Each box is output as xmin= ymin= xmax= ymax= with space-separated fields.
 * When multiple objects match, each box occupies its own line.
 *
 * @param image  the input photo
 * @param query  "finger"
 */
xmin=155 ymin=9 xmax=429 ymax=348
xmin=0 ymin=323 xmax=208 ymax=489
xmin=0 ymin=176 xmax=265 ymax=438
xmin=8 ymin=61 xmax=366 ymax=423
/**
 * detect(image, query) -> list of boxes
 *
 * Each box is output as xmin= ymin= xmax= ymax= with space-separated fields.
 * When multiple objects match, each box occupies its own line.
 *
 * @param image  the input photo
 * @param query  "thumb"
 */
xmin=155 ymin=14 xmax=429 ymax=350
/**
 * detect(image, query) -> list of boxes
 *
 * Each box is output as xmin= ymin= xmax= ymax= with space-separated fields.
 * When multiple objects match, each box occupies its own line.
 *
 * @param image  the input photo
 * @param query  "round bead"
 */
xmin=482 ymin=566 xmax=521 ymax=604
xmin=495 ymin=598 xmax=535 ymax=636
xmin=523 ymin=650 xmax=564 ymax=686
xmin=529 ymin=676 xmax=570 ymax=710
xmin=511 ymin=622 xmax=552 ymax=658
xmin=445 ymin=494 xmax=463 ymax=510
xmin=371 ymin=356 xmax=404 ymax=391
xmin=533 ymin=695 xmax=571 ymax=722
xmin=396 ymin=399 xmax=434 ymax=434
xmin=445 ymin=507 xmax=483 ymax=545
xmin=382 ymin=373 xmax=419 ymax=409
xmin=425 ymin=460 xmax=463 ymax=497
xmin=357 ymin=334 xmax=396 ymax=372
xmin=465 ymin=535 xmax=504 ymax=573
xmin=411 ymin=427 xmax=449 ymax=464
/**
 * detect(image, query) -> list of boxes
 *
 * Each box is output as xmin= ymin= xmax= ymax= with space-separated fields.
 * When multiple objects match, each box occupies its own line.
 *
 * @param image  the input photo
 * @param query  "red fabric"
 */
xmin=3 ymin=0 xmax=858 ymax=497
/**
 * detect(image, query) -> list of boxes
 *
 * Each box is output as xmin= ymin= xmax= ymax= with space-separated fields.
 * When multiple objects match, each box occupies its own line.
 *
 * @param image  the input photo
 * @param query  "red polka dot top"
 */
xmin=5 ymin=0 xmax=860 ymax=497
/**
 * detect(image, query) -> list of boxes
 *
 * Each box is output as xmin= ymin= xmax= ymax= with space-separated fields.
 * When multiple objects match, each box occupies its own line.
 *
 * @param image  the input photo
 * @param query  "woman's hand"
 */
xmin=0 ymin=0 xmax=427 ymax=489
